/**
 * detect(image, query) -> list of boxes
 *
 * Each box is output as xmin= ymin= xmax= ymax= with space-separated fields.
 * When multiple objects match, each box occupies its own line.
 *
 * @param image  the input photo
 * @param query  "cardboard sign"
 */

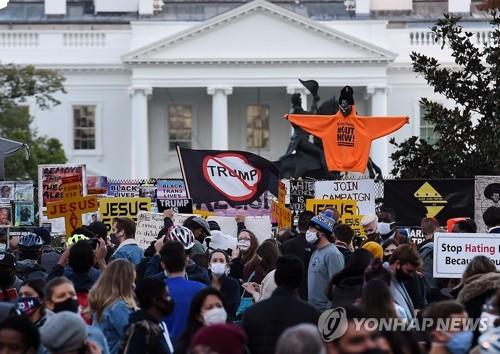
xmin=306 ymin=199 xmax=357 ymax=216
xmin=99 ymin=197 xmax=151 ymax=233
xmin=340 ymin=215 xmax=365 ymax=238
xmin=157 ymin=199 xmax=193 ymax=214
xmin=314 ymin=179 xmax=375 ymax=215
xmin=46 ymin=177 xmax=98 ymax=236
xmin=475 ymin=176 xmax=500 ymax=233
xmin=278 ymin=182 xmax=286 ymax=206
xmin=135 ymin=212 xmax=164 ymax=250
xmin=434 ymin=232 xmax=500 ymax=278
xmin=289 ymin=179 xmax=315 ymax=213
xmin=272 ymin=201 xmax=292 ymax=229
xmin=38 ymin=164 xmax=87 ymax=208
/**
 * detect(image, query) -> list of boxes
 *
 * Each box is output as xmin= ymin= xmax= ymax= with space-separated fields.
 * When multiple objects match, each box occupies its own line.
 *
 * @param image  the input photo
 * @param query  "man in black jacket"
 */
xmin=119 ymin=278 xmax=175 ymax=354
xmin=280 ymin=211 xmax=315 ymax=300
xmin=241 ymin=255 xmax=320 ymax=354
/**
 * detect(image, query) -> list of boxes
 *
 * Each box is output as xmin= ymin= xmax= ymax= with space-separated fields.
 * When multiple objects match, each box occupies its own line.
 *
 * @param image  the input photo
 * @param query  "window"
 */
xmin=419 ymin=105 xmax=439 ymax=145
xmin=73 ymin=105 xmax=96 ymax=150
xmin=246 ymin=105 xmax=270 ymax=149
xmin=168 ymin=105 xmax=192 ymax=150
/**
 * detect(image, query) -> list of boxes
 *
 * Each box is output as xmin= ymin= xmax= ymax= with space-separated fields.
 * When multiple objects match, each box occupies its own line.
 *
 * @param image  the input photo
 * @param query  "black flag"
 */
xmin=177 ymin=147 xmax=279 ymax=205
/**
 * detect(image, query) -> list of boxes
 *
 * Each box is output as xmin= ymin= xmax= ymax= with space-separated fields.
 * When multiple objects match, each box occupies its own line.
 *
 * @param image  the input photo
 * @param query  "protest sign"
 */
xmin=272 ymin=201 xmax=292 ymax=229
xmin=383 ymin=179 xmax=474 ymax=226
xmin=135 ymin=212 xmax=165 ymax=250
xmin=0 ymin=182 xmax=14 ymax=202
xmin=289 ymin=179 xmax=315 ymax=213
xmin=340 ymin=215 xmax=365 ymax=238
xmin=306 ymin=199 xmax=357 ymax=216
xmin=38 ymin=164 xmax=87 ymax=208
xmin=99 ymin=197 xmax=151 ymax=233
xmin=156 ymin=179 xmax=187 ymax=200
xmin=207 ymin=215 xmax=272 ymax=244
xmin=315 ymin=179 xmax=375 ymax=215
xmin=0 ymin=204 xmax=13 ymax=226
xmin=15 ymin=203 xmax=34 ymax=226
xmin=194 ymin=191 xmax=271 ymax=217
xmin=14 ymin=182 xmax=34 ymax=202
xmin=157 ymin=199 xmax=193 ymax=214
xmin=107 ymin=180 xmax=141 ymax=198
xmin=475 ymin=176 xmax=500 ymax=232
xmin=46 ymin=176 xmax=98 ymax=236
xmin=87 ymin=176 xmax=108 ymax=195
xmin=399 ymin=226 xmax=425 ymax=244
xmin=278 ymin=182 xmax=286 ymax=206
xmin=434 ymin=232 xmax=500 ymax=278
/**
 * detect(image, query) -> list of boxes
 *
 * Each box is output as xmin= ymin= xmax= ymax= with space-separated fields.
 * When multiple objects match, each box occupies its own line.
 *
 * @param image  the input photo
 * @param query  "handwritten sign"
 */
xmin=46 ymin=176 xmax=98 ymax=236
xmin=135 ymin=212 xmax=165 ymax=250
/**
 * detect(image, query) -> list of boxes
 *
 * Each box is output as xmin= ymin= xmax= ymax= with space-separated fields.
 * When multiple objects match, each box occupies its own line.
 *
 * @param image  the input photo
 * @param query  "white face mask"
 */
xmin=202 ymin=307 xmax=227 ymax=325
xmin=378 ymin=222 xmax=394 ymax=236
xmin=237 ymin=239 xmax=251 ymax=251
xmin=210 ymin=262 xmax=226 ymax=277
xmin=305 ymin=230 xmax=319 ymax=244
xmin=480 ymin=311 xmax=500 ymax=333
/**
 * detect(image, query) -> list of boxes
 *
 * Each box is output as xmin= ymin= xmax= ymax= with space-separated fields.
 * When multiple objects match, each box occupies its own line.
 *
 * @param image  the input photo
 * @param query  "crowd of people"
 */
xmin=0 ymin=204 xmax=500 ymax=354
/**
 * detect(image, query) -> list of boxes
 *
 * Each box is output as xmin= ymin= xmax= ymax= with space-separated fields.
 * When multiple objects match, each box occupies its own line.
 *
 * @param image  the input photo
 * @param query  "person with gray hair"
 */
xmin=275 ymin=324 xmax=325 ymax=354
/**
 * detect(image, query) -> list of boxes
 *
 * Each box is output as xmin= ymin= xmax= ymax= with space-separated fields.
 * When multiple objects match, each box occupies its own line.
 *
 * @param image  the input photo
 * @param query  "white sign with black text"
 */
xmin=314 ymin=179 xmax=375 ymax=215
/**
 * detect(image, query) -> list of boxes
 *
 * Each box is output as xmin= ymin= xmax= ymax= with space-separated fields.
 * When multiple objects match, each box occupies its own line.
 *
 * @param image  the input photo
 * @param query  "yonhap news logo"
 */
xmin=318 ymin=307 xmax=348 ymax=342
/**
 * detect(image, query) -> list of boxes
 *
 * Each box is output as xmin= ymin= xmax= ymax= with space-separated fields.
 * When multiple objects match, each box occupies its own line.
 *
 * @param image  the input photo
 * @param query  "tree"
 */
xmin=0 ymin=64 xmax=67 ymax=181
xmin=390 ymin=11 xmax=500 ymax=178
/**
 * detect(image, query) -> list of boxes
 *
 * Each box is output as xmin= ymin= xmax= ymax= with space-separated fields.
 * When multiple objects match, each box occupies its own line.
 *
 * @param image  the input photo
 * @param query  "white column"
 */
xmin=367 ymin=86 xmax=389 ymax=177
xmin=129 ymin=86 xmax=152 ymax=179
xmin=207 ymin=86 xmax=232 ymax=150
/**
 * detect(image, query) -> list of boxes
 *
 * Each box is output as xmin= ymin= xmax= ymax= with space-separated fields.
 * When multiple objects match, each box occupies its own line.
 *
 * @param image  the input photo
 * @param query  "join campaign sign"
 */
xmin=433 ymin=233 xmax=500 ymax=278
xmin=314 ymin=179 xmax=375 ymax=215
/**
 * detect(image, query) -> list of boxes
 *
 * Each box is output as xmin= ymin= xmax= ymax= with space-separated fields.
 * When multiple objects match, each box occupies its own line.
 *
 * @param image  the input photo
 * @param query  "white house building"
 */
xmin=0 ymin=0 xmax=491 ymax=178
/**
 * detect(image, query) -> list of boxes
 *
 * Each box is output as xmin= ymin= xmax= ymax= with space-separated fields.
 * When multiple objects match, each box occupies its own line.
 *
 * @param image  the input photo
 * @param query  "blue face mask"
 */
xmin=446 ymin=331 xmax=473 ymax=354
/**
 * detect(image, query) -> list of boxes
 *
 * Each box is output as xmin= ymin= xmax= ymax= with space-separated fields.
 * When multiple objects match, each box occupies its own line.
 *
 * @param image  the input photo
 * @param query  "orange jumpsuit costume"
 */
xmin=286 ymin=106 xmax=409 ymax=173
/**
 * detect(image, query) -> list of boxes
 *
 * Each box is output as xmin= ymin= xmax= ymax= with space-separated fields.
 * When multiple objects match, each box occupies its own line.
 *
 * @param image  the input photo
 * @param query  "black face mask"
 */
xmin=157 ymin=296 xmax=174 ymax=317
xmin=0 ymin=270 xmax=14 ymax=288
xmin=395 ymin=268 xmax=413 ymax=283
xmin=53 ymin=298 xmax=80 ymax=313
xmin=383 ymin=255 xmax=391 ymax=263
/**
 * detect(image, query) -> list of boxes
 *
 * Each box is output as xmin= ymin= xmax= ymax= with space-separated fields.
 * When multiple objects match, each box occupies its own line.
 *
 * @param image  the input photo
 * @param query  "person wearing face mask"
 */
xmin=229 ymin=229 xmax=258 ymax=281
xmin=423 ymin=300 xmax=473 ymax=354
xmin=377 ymin=208 xmax=409 ymax=244
xmin=0 ymin=251 xmax=22 ymax=301
xmin=382 ymin=239 xmax=399 ymax=263
xmin=306 ymin=210 xmax=344 ymax=312
xmin=417 ymin=217 xmax=441 ymax=303
xmin=17 ymin=279 xmax=47 ymax=329
xmin=175 ymin=288 xmax=228 ymax=354
xmin=361 ymin=213 xmax=381 ymax=243
xmin=384 ymin=244 xmax=422 ymax=321
xmin=118 ymin=278 xmax=174 ymax=354
xmin=208 ymin=250 xmax=240 ymax=321
xmin=109 ymin=218 xmax=143 ymax=266
xmin=43 ymin=277 xmax=110 ymax=354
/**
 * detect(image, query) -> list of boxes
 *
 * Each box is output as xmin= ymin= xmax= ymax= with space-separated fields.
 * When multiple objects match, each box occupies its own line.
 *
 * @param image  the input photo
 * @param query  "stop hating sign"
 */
xmin=202 ymin=153 xmax=262 ymax=202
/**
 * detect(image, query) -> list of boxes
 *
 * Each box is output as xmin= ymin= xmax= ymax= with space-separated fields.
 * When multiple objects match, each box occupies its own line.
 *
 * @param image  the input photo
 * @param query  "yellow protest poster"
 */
xmin=46 ymin=176 xmax=98 ymax=237
xmin=99 ymin=197 xmax=151 ymax=233
xmin=278 ymin=182 xmax=286 ymax=206
xmin=340 ymin=215 xmax=366 ymax=238
xmin=272 ymin=201 xmax=292 ymax=229
xmin=306 ymin=199 xmax=357 ymax=216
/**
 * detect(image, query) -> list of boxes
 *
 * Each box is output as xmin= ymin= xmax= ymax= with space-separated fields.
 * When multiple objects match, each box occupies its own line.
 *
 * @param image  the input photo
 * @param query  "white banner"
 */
xmin=314 ymin=179 xmax=375 ymax=215
xmin=433 ymin=232 xmax=500 ymax=278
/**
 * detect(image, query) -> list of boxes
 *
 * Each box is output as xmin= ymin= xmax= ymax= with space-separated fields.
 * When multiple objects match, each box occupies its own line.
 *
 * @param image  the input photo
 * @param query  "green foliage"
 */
xmin=0 ymin=65 xmax=67 ymax=181
xmin=390 ymin=11 xmax=500 ymax=178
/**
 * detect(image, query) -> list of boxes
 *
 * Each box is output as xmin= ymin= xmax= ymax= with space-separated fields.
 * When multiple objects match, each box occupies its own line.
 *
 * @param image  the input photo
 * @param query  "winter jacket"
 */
xmin=384 ymin=263 xmax=415 ymax=321
xmin=119 ymin=310 xmax=172 ymax=354
xmin=15 ymin=259 xmax=47 ymax=281
xmin=241 ymin=286 xmax=320 ymax=354
xmin=210 ymin=274 xmax=240 ymax=320
xmin=330 ymin=274 xmax=364 ymax=308
xmin=110 ymin=239 xmax=144 ymax=266
xmin=92 ymin=300 xmax=135 ymax=354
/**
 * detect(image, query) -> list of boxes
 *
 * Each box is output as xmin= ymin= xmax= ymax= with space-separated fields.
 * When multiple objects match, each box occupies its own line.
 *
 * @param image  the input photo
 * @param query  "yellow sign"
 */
xmin=340 ymin=215 xmax=366 ymax=238
xmin=99 ymin=197 xmax=151 ymax=233
xmin=278 ymin=182 xmax=286 ymax=206
xmin=272 ymin=201 xmax=292 ymax=229
xmin=306 ymin=199 xmax=357 ymax=216
xmin=414 ymin=182 xmax=447 ymax=218
xmin=46 ymin=178 xmax=98 ymax=236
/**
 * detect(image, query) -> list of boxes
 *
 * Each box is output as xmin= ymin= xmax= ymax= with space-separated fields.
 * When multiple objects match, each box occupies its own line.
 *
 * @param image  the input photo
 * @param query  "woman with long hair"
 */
xmin=242 ymin=239 xmax=281 ymax=284
xmin=361 ymin=278 xmax=403 ymax=320
xmin=89 ymin=259 xmax=138 ymax=354
xmin=229 ymin=229 xmax=259 ymax=281
xmin=17 ymin=278 xmax=47 ymax=328
xmin=208 ymin=250 xmax=240 ymax=320
xmin=175 ymin=287 xmax=228 ymax=354
xmin=326 ymin=248 xmax=373 ymax=308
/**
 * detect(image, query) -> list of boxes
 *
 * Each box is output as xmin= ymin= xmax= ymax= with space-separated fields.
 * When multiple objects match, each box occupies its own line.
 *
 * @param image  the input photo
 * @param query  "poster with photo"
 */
xmin=14 ymin=181 xmax=34 ymax=202
xmin=0 ymin=182 xmax=14 ymax=201
xmin=15 ymin=203 xmax=34 ymax=226
xmin=0 ymin=204 xmax=13 ymax=226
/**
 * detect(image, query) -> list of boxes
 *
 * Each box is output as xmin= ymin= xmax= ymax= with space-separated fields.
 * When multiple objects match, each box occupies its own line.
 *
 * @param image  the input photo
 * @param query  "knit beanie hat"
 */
xmin=40 ymin=311 xmax=87 ymax=354
xmin=310 ymin=210 xmax=336 ymax=236
xmin=362 ymin=241 xmax=383 ymax=260
xmin=275 ymin=255 xmax=304 ymax=289
xmin=192 ymin=324 xmax=247 ymax=354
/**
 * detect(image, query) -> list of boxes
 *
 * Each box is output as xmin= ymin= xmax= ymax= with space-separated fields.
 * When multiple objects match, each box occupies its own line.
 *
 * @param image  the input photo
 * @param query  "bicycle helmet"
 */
xmin=18 ymin=233 xmax=43 ymax=249
xmin=168 ymin=226 xmax=195 ymax=250
xmin=66 ymin=234 xmax=89 ymax=247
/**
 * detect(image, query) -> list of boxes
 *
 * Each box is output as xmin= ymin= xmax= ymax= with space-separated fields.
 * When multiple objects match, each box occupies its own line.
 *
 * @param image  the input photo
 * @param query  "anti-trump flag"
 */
xmin=177 ymin=147 xmax=279 ymax=205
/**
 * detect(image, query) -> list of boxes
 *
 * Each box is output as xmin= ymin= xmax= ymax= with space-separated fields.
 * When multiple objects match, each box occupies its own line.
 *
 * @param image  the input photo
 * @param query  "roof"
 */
xmin=0 ymin=0 xmax=492 ymax=24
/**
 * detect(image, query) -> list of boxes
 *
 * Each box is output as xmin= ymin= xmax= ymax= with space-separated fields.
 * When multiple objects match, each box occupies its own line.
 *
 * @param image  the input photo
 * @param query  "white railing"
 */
xmin=410 ymin=29 xmax=493 ymax=46
xmin=0 ymin=32 xmax=39 ymax=47
xmin=63 ymin=32 xmax=106 ymax=47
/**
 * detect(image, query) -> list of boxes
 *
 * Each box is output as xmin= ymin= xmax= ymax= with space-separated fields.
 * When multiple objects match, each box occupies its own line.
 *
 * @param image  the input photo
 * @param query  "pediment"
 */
xmin=123 ymin=0 xmax=396 ymax=64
